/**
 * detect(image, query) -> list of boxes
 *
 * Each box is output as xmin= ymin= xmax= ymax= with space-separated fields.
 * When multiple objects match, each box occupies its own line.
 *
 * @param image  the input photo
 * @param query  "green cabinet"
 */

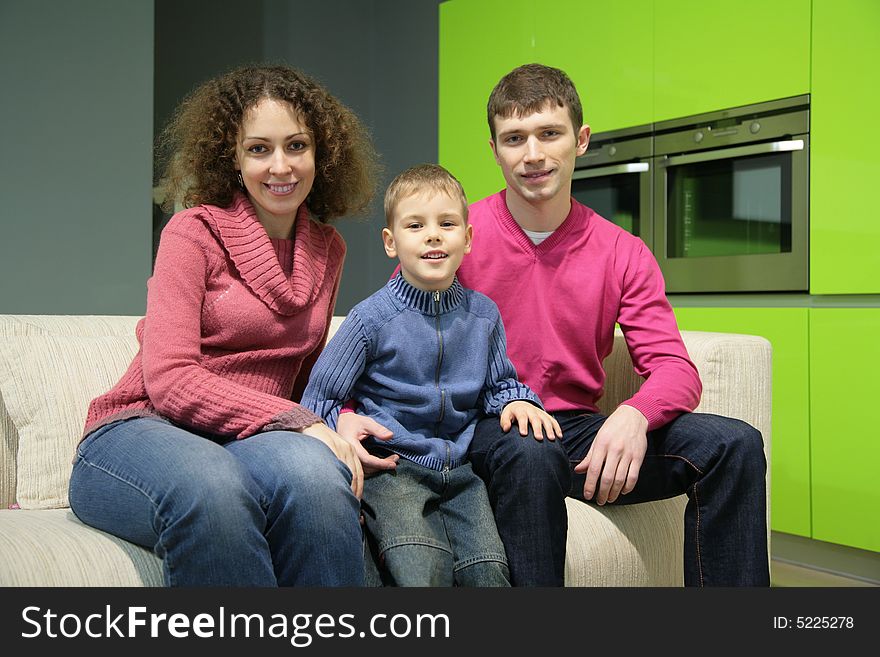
xmin=809 ymin=308 xmax=880 ymax=552
xmin=653 ymin=0 xmax=811 ymax=121
xmin=534 ymin=0 xmax=654 ymax=134
xmin=809 ymin=0 xmax=880 ymax=294
xmin=439 ymin=0 xmax=534 ymax=203
xmin=672 ymin=306 xmax=811 ymax=537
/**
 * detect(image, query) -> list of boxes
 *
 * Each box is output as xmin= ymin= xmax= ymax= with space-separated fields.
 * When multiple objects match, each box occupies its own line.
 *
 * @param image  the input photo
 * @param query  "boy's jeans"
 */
xmin=469 ymin=411 xmax=770 ymax=587
xmin=362 ymin=459 xmax=510 ymax=586
xmin=69 ymin=417 xmax=364 ymax=587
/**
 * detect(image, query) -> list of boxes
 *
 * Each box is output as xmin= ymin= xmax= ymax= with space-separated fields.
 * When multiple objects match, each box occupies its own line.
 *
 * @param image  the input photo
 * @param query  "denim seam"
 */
xmin=453 ymin=553 xmax=509 ymax=570
xmin=378 ymin=536 xmax=452 ymax=554
xmin=692 ymin=481 xmax=704 ymax=587
xmin=658 ymin=453 xmax=705 ymax=587
xmin=73 ymin=455 xmax=175 ymax=584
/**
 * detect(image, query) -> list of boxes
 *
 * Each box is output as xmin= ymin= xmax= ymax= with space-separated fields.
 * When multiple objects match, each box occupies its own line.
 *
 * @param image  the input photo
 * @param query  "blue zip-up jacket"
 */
xmin=301 ymin=274 xmax=542 ymax=471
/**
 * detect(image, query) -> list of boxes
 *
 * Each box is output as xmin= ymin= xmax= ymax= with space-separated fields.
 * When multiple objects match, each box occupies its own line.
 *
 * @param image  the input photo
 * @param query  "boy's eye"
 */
xmin=441 ymin=221 xmax=456 ymax=228
xmin=406 ymin=223 xmax=422 ymax=230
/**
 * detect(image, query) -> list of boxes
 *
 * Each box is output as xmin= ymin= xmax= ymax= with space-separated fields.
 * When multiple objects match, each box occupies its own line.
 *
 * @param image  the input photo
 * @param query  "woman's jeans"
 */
xmin=469 ymin=411 xmax=770 ymax=587
xmin=362 ymin=459 xmax=510 ymax=586
xmin=69 ymin=417 xmax=364 ymax=587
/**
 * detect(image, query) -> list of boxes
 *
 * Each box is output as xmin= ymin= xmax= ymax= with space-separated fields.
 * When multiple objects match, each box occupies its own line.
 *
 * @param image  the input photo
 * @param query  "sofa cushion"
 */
xmin=0 ymin=508 xmax=162 ymax=586
xmin=0 ymin=334 xmax=138 ymax=508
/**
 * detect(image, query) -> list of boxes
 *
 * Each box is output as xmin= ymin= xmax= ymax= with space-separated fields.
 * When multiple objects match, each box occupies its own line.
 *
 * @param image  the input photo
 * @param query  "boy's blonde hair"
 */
xmin=384 ymin=164 xmax=468 ymax=227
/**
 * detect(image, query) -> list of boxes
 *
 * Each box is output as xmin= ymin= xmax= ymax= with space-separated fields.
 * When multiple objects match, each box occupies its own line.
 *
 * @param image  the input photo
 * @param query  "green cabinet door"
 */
xmin=534 ymin=0 xmax=654 ymax=134
xmin=809 ymin=308 xmax=880 ymax=552
xmin=653 ymin=0 xmax=811 ymax=121
xmin=810 ymin=0 xmax=880 ymax=294
xmin=672 ymin=306 xmax=811 ymax=537
xmin=439 ymin=0 xmax=536 ymax=203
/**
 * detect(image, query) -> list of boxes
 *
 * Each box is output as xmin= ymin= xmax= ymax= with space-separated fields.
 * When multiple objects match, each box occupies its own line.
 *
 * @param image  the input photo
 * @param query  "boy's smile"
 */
xmin=383 ymin=191 xmax=473 ymax=292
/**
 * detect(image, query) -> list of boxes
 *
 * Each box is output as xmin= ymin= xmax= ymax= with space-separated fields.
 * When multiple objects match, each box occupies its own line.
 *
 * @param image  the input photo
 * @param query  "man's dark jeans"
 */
xmin=468 ymin=411 xmax=770 ymax=587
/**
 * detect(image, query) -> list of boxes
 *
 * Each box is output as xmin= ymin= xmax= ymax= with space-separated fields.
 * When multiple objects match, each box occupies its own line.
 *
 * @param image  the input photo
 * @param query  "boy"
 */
xmin=302 ymin=164 xmax=560 ymax=586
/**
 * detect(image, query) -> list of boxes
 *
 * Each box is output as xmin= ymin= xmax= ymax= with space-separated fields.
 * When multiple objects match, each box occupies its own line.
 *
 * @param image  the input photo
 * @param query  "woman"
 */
xmin=69 ymin=65 xmax=380 ymax=586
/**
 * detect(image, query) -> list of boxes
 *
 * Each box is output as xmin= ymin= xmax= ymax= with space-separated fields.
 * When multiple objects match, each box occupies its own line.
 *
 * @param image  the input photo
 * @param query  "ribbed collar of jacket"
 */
xmin=388 ymin=273 xmax=465 ymax=315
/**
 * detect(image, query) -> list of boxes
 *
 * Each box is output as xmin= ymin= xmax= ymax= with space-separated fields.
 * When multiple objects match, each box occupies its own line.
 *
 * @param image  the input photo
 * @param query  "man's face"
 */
xmin=489 ymin=102 xmax=590 ymax=207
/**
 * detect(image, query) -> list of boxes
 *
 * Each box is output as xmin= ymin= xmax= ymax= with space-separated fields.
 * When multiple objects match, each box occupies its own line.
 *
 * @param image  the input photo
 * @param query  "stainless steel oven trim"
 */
xmin=572 ymin=162 xmax=650 ymax=179
xmin=661 ymin=139 xmax=805 ymax=167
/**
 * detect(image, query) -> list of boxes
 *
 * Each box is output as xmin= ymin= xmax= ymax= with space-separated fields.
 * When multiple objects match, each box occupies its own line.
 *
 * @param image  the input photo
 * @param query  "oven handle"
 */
xmin=661 ymin=139 xmax=805 ymax=167
xmin=571 ymin=162 xmax=650 ymax=180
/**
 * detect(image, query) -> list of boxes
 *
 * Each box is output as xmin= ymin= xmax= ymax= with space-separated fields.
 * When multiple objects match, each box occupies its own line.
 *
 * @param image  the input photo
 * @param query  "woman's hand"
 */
xmin=335 ymin=413 xmax=399 ymax=478
xmin=301 ymin=422 xmax=365 ymax=498
xmin=500 ymin=401 xmax=562 ymax=441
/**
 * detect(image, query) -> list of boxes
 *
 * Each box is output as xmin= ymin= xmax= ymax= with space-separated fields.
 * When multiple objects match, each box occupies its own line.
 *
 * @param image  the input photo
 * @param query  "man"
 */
xmin=342 ymin=63 xmax=769 ymax=587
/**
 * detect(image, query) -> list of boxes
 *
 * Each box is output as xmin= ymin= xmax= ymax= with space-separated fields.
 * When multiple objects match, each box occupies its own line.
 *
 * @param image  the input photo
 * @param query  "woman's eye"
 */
xmin=288 ymin=141 xmax=307 ymax=151
xmin=247 ymin=144 xmax=267 ymax=154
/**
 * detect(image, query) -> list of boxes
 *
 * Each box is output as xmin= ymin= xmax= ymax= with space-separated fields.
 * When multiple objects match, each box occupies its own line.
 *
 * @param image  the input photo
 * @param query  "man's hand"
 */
xmin=573 ymin=404 xmax=648 ymax=505
xmin=335 ymin=412 xmax=399 ymax=477
xmin=301 ymin=422 xmax=365 ymax=499
xmin=500 ymin=400 xmax=562 ymax=441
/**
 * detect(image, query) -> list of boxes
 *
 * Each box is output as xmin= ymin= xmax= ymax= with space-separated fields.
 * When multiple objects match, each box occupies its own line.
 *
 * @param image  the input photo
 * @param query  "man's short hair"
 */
xmin=487 ymin=63 xmax=583 ymax=141
xmin=384 ymin=163 xmax=469 ymax=226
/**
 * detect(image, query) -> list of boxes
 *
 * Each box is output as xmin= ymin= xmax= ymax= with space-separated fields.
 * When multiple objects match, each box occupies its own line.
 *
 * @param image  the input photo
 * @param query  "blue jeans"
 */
xmin=469 ymin=411 xmax=770 ymax=587
xmin=69 ymin=417 xmax=364 ymax=587
xmin=362 ymin=459 xmax=510 ymax=586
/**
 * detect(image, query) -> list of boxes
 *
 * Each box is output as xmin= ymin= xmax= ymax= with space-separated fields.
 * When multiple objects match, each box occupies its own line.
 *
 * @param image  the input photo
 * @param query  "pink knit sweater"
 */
xmin=83 ymin=194 xmax=345 ymax=440
xmin=456 ymin=191 xmax=701 ymax=431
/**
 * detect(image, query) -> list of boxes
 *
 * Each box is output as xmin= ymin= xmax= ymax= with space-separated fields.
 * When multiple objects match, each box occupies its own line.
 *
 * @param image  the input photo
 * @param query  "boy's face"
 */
xmin=489 ymin=101 xmax=590 ymax=208
xmin=383 ymin=191 xmax=473 ymax=292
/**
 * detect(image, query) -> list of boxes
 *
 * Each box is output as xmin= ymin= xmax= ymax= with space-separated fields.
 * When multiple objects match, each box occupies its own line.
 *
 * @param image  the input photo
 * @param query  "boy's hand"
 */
xmin=500 ymin=401 xmax=562 ymax=441
xmin=336 ymin=412 xmax=399 ymax=477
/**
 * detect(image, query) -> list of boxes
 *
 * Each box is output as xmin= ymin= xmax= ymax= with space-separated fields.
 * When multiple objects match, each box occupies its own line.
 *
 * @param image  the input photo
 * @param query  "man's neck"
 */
xmin=504 ymin=189 xmax=572 ymax=233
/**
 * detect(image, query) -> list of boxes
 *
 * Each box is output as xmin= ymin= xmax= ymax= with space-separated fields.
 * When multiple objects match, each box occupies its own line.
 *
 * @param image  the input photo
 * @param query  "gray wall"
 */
xmin=0 ymin=0 xmax=154 ymax=315
xmin=263 ymin=0 xmax=440 ymax=312
xmin=155 ymin=0 xmax=440 ymax=313
xmin=0 ymin=0 xmax=438 ymax=316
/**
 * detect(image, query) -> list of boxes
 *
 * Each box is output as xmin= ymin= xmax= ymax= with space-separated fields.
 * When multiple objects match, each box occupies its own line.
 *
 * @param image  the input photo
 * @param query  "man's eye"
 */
xmin=505 ymin=136 xmax=522 ymax=145
xmin=544 ymin=130 xmax=560 ymax=138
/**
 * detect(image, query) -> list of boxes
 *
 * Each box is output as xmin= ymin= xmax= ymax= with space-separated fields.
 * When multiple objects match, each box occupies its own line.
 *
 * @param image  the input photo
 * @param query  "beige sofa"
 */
xmin=0 ymin=314 xmax=771 ymax=586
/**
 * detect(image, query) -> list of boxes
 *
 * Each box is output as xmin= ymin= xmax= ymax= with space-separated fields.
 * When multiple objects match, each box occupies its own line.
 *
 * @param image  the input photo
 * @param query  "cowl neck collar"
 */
xmin=200 ymin=194 xmax=342 ymax=315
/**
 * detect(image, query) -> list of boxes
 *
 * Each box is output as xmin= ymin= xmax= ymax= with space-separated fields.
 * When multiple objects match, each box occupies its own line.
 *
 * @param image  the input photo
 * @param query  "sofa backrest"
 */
xmin=0 ymin=315 xmax=141 ymax=508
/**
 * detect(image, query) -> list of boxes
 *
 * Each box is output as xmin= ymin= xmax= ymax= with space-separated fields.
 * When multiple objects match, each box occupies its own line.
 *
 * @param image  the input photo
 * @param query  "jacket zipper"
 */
xmin=433 ymin=290 xmax=446 ymax=436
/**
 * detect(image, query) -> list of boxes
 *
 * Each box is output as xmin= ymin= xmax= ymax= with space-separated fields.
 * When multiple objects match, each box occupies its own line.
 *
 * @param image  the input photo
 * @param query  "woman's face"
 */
xmin=234 ymin=98 xmax=316 ymax=237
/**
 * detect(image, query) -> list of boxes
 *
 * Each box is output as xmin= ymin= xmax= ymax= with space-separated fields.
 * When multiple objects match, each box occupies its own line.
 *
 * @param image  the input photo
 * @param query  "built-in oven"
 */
xmin=572 ymin=124 xmax=653 ymax=249
xmin=653 ymin=95 xmax=810 ymax=292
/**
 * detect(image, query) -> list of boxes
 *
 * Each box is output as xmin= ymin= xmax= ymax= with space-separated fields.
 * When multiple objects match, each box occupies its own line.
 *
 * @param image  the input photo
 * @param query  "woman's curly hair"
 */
xmin=156 ymin=64 xmax=380 ymax=222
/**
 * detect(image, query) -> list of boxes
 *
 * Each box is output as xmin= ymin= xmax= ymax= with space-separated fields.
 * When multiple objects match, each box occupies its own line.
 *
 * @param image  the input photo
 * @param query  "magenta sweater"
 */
xmin=456 ymin=191 xmax=701 ymax=431
xmin=83 ymin=194 xmax=345 ymax=440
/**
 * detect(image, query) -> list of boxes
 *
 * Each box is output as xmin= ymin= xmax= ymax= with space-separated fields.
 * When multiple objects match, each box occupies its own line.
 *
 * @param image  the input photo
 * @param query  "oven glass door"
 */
xmin=666 ymin=151 xmax=792 ymax=258
xmin=571 ymin=163 xmax=651 ymax=249
xmin=655 ymin=139 xmax=808 ymax=292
